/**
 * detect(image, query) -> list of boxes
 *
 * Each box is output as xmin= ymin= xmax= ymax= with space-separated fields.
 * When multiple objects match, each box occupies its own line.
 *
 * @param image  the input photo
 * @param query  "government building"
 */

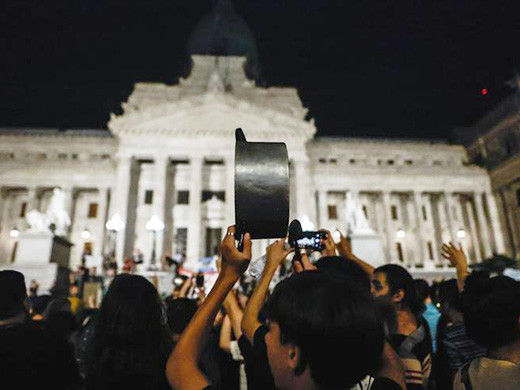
xmin=0 ymin=1 xmax=506 ymax=276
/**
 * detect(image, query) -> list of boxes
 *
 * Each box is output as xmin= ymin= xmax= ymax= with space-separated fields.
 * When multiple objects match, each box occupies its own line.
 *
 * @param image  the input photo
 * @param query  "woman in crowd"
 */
xmin=85 ymin=274 xmax=173 ymax=390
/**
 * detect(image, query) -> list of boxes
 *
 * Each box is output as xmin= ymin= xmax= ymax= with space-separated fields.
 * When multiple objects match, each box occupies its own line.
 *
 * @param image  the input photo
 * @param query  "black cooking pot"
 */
xmin=234 ymin=128 xmax=289 ymax=241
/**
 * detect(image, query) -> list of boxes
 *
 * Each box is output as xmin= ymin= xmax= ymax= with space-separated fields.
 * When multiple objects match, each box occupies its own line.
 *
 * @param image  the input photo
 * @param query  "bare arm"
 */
xmin=167 ymin=226 xmax=251 ymax=390
xmin=219 ymin=315 xmax=232 ymax=353
xmin=336 ymin=231 xmax=375 ymax=275
xmin=241 ymin=239 xmax=292 ymax=344
xmin=441 ymin=242 xmax=469 ymax=292
xmin=223 ymin=290 xmax=244 ymax=339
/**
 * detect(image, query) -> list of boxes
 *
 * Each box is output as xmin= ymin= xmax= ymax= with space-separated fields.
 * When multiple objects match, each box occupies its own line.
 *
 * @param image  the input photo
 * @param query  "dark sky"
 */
xmin=1 ymin=0 xmax=520 ymax=140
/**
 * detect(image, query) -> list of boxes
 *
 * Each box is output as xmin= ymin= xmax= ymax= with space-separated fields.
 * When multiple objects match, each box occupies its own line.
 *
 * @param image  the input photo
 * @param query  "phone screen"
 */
xmin=296 ymin=231 xmax=327 ymax=251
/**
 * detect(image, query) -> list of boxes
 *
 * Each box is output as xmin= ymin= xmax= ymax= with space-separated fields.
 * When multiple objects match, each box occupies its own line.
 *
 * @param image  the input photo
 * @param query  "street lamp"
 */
xmin=456 ymin=228 xmax=466 ymax=239
xmin=146 ymin=215 xmax=165 ymax=270
xmin=10 ymin=228 xmax=20 ymax=239
xmin=81 ymin=229 xmax=92 ymax=240
xmin=105 ymin=213 xmax=125 ymax=257
xmin=396 ymin=229 xmax=406 ymax=239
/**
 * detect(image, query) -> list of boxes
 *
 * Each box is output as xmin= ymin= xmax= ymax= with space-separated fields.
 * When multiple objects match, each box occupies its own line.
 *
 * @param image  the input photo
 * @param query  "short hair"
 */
xmin=437 ymin=279 xmax=461 ymax=312
xmin=414 ymin=279 xmax=430 ymax=303
xmin=266 ymin=271 xmax=384 ymax=389
xmin=462 ymin=274 xmax=520 ymax=349
xmin=315 ymin=256 xmax=371 ymax=292
xmin=165 ymin=298 xmax=198 ymax=335
xmin=374 ymin=264 xmax=424 ymax=316
xmin=0 ymin=270 xmax=27 ymax=319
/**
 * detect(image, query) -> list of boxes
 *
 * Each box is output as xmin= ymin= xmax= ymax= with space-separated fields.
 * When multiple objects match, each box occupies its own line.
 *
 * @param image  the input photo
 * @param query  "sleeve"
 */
xmin=443 ymin=337 xmax=464 ymax=373
xmin=370 ymin=377 xmax=403 ymax=390
xmin=230 ymin=340 xmax=244 ymax=361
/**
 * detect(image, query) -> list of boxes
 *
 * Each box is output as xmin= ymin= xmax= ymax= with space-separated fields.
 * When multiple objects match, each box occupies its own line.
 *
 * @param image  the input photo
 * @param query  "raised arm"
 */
xmin=241 ymin=238 xmax=292 ymax=344
xmin=336 ymin=231 xmax=375 ymax=275
xmin=166 ymin=226 xmax=251 ymax=390
xmin=223 ymin=289 xmax=244 ymax=340
xmin=441 ymin=242 xmax=469 ymax=292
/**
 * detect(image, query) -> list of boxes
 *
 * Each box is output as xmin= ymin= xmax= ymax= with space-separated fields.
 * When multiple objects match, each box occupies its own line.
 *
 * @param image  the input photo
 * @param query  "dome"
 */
xmin=187 ymin=0 xmax=260 ymax=79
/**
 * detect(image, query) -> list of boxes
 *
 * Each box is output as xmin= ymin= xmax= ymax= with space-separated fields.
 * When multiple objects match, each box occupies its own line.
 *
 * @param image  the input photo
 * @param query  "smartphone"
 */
xmin=195 ymin=273 xmax=205 ymax=288
xmin=296 ymin=231 xmax=327 ymax=251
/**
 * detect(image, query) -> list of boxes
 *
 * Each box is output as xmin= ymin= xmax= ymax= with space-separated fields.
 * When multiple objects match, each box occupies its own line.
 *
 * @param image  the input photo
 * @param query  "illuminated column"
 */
xmin=465 ymin=200 xmax=482 ymax=263
xmin=443 ymin=191 xmax=456 ymax=243
xmin=293 ymin=159 xmax=309 ymax=220
xmin=152 ymin=155 xmax=170 ymax=263
xmin=413 ymin=191 xmax=426 ymax=266
xmin=112 ymin=155 xmax=134 ymax=267
xmin=382 ymin=191 xmax=396 ymax=262
xmin=486 ymin=191 xmax=506 ymax=254
xmin=186 ymin=157 xmax=203 ymax=261
xmin=474 ymin=192 xmax=492 ymax=259
xmin=95 ymin=187 xmax=109 ymax=257
xmin=317 ymin=190 xmax=328 ymax=228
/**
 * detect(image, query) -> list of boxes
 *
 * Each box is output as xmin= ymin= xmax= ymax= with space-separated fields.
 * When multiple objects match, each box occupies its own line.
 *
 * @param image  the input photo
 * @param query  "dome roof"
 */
xmin=187 ymin=0 xmax=260 ymax=79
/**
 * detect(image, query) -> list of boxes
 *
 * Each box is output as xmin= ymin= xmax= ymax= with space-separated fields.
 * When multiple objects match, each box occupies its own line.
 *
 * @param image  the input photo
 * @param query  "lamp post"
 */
xmin=105 ymin=213 xmax=125 ymax=258
xmin=146 ymin=215 xmax=165 ymax=270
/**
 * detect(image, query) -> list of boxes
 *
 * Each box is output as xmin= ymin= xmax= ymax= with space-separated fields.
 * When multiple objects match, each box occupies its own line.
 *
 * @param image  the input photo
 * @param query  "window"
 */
xmin=318 ymin=158 xmax=326 ymax=163
xmin=88 ymin=203 xmax=98 ymax=218
xmin=328 ymin=205 xmax=338 ymax=220
xmin=202 ymin=191 xmax=225 ymax=202
xmin=206 ymin=228 xmax=222 ymax=256
xmin=349 ymin=158 xmax=356 ymax=164
xmin=362 ymin=205 xmax=368 ymax=219
xmin=422 ymin=205 xmax=427 ymax=221
xmin=329 ymin=158 xmax=337 ymax=164
xmin=391 ymin=205 xmax=398 ymax=220
xmin=174 ymin=228 xmax=188 ymax=257
xmin=20 ymin=202 xmax=27 ymax=218
xmin=517 ymin=189 xmax=520 ymax=207
xmin=388 ymin=159 xmax=395 ymax=165
xmin=405 ymin=159 xmax=413 ymax=165
xmin=144 ymin=190 xmax=154 ymax=205
xmin=396 ymin=243 xmax=404 ymax=262
xmin=177 ymin=191 xmax=189 ymax=205
xmin=58 ymin=153 xmax=67 ymax=159
xmin=427 ymin=242 xmax=434 ymax=260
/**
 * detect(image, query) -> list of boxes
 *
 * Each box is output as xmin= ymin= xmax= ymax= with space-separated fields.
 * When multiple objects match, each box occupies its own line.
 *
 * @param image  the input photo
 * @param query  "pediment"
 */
xmin=109 ymin=93 xmax=315 ymax=141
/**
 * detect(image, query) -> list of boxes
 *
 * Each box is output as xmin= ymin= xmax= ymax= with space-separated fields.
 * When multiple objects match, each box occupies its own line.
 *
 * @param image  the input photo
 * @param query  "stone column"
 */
xmin=26 ymin=187 xmax=39 ymax=212
xmin=317 ymin=190 xmax=328 ymax=228
xmin=474 ymin=192 xmax=492 ymax=259
xmin=413 ymin=191 xmax=426 ymax=267
xmin=382 ymin=191 xmax=396 ymax=262
xmin=62 ymin=186 xmax=75 ymax=238
xmin=293 ymin=159 xmax=309 ymax=220
xmin=186 ymin=157 xmax=203 ymax=261
xmin=152 ymin=155 xmax=170 ymax=263
xmin=95 ymin=187 xmax=109 ymax=257
xmin=465 ymin=200 xmax=482 ymax=263
xmin=443 ymin=191 xmax=456 ymax=244
xmin=225 ymin=155 xmax=235 ymax=227
xmin=485 ymin=191 xmax=506 ymax=254
xmin=112 ymin=155 xmax=134 ymax=267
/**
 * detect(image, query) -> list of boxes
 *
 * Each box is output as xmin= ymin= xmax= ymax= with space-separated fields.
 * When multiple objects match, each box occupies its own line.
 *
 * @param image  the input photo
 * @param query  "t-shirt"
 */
xmin=0 ymin=319 xmax=81 ymax=389
xmin=453 ymin=357 xmax=520 ymax=390
xmin=442 ymin=321 xmax=486 ymax=373
xmin=390 ymin=322 xmax=432 ymax=389
xmin=422 ymin=303 xmax=440 ymax=353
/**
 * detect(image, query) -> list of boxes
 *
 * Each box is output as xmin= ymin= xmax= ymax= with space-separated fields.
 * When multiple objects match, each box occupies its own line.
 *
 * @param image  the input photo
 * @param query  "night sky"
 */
xmin=1 ymin=0 xmax=520 ymax=140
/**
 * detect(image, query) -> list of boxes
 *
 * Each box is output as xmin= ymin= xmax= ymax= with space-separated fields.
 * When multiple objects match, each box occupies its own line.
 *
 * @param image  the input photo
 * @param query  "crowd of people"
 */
xmin=1 ymin=225 xmax=519 ymax=390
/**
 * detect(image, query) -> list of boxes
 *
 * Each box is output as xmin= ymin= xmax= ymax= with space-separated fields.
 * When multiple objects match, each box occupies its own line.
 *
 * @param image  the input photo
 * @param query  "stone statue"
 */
xmin=345 ymin=192 xmax=373 ymax=235
xmin=25 ymin=188 xmax=71 ymax=237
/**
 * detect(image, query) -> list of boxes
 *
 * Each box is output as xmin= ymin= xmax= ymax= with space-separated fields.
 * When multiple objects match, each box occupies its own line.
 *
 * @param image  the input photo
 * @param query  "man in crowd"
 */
xmin=0 ymin=270 xmax=81 ymax=389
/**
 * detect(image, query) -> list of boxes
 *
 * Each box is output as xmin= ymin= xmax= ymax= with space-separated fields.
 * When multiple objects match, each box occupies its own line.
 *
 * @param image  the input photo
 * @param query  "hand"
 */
xmin=221 ymin=225 xmax=252 ymax=279
xmin=336 ymin=230 xmax=355 ymax=260
xmin=292 ymin=251 xmax=317 ymax=273
xmin=319 ymin=229 xmax=336 ymax=257
xmin=441 ymin=242 xmax=468 ymax=269
xmin=265 ymin=238 xmax=293 ymax=271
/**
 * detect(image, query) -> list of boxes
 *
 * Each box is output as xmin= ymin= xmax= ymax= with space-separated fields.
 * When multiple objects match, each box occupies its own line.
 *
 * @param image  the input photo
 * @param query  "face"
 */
xmin=265 ymin=321 xmax=293 ymax=390
xmin=371 ymin=271 xmax=390 ymax=298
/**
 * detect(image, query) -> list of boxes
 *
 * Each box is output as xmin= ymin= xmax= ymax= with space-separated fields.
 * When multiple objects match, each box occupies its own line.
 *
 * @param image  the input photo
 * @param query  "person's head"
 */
xmin=372 ymin=264 xmax=424 ymax=316
xmin=165 ymin=298 xmax=198 ymax=341
xmin=265 ymin=271 xmax=384 ymax=390
xmin=89 ymin=274 xmax=171 ymax=377
xmin=462 ymin=274 xmax=520 ymax=350
xmin=436 ymin=279 xmax=461 ymax=315
xmin=414 ymin=278 xmax=432 ymax=306
xmin=315 ymin=256 xmax=371 ymax=293
xmin=0 ymin=270 xmax=27 ymax=320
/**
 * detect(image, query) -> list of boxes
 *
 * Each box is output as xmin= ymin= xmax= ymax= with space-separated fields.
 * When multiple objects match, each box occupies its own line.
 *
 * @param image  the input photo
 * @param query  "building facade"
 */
xmin=463 ymin=91 xmax=520 ymax=260
xmin=0 ymin=53 xmax=506 ymax=273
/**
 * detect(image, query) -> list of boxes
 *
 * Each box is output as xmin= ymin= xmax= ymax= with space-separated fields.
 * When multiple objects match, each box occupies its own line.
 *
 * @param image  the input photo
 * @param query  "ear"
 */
xmin=392 ymin=288 xmax=405 ymax=305
xmin=287 ymin=344 xmax=302 ymax=371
